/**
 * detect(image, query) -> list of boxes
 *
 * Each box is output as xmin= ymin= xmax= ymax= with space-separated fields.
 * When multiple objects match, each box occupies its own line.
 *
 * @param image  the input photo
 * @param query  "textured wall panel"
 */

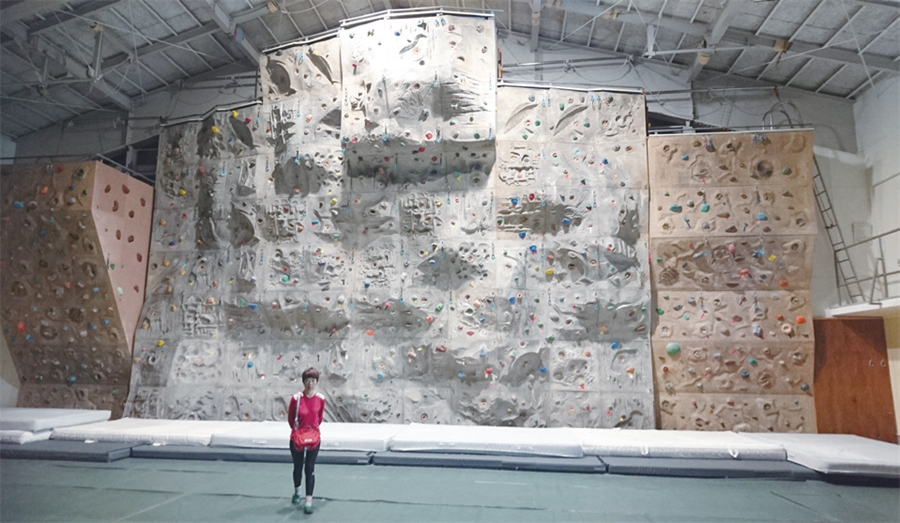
xmin=1 ymin=162 xmax=153 ymax=416
xmin=125 ymin=14 xmax=652 ymax=428
xmin=649 ymin=131 xmax=816 ymax=432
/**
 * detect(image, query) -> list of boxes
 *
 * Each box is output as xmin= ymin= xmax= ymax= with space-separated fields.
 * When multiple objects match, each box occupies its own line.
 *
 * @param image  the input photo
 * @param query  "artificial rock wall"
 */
xmin=648 ymin=131 xmax=817 ymax=432
xmin=125 ymin=13 xmax=655 ymax=427
xmin=1 ymin=162 xmax=153 ymax=416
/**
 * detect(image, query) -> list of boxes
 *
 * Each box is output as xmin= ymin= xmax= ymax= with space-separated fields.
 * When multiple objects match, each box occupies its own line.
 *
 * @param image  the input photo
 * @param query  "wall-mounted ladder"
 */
xmin=812 ymin=157 xmax=865 ymax=304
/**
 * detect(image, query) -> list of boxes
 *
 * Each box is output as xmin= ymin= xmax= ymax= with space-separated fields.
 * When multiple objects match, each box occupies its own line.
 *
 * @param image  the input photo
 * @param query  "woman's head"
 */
xmin=301 ymin=367 xmax=319 ymax=386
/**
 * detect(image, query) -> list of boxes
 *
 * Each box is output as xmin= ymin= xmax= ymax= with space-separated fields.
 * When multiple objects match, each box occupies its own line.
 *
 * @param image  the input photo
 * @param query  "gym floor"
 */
xmin=1 ymin=457 xmax=898 ymax=522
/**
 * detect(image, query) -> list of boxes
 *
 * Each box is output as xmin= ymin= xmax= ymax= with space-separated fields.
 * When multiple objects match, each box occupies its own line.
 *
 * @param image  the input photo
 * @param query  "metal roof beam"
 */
xmin=204 ymin=0 xmax=260 ymax=63
xmin=555 ymin=0 xmax=897 ymax=73
xmin=685 ymin=0 xmax=738 ymax=81
xmin=0 ymin=0 xmax=70 ymax=27
xmin=25 ymin=0 xmax=122 ymax=37
xmin=530 ymin=0 xmax=543 ymax=53
xmin=102 ymin=22 xmax=220 ymax=70
xmin=15 ymin=32 xmax=134 ymax=111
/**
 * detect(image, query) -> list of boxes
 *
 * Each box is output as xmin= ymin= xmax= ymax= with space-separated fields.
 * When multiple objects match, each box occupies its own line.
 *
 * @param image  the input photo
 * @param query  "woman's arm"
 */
xmin=287 ymin=396 xmax=297 ymax=429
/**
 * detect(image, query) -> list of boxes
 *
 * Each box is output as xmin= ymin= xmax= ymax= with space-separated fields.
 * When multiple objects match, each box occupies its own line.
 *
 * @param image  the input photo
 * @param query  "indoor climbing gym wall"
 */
xmin=1 ymin=161 xmax=153 ymax=417
xmin=648 ymin=130 xmax=817 ymax=432
xmin=125 ymin=12 xmax=655 ymax=427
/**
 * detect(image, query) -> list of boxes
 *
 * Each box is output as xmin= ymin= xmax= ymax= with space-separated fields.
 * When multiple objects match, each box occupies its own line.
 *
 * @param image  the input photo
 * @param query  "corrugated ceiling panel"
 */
xmin=787 ymin=59 xmax=842 ymax=90
xmin=762 ymin=1 xmax=824 ymax=39
xmin=665 ymin=0 xmax=704 ymax=21
xmin=162 ymin=48 xmax=213 ymax=76
xmin=218 ymin=0 xmax=248 ymax=15
xmin=762 ymin=55 xmax=812 ymax=85
xmin=241 ymin=18 xmax=279 ymax=48
xmin=139 ymin=53 xmax=184 ymax=84
xmin=258 ymin=11 xmax=304 ymax=42
xmin=616 ymin=26 xmax=648 ymax=55
xmin=188 ymin=36 xmax=236 ymax=68
xmin=342 ymin=0 xmax=375 ymax=19
xmin=108 ymin=2 xmax=171 ymax=42
xmin=822 ymin=66 xmax=869 ymax=95
xmin=179 ymin=0 xmax=215 ymax=24
xmin=728 ymin=2 xmax=772 ymax=32
xmin=705 ymin=49 xmax=742 ymax=73
xmin=734 ymin=47 xmax=776 ymax=78
xmin=150 ymin=1 xmax=200 ymax=34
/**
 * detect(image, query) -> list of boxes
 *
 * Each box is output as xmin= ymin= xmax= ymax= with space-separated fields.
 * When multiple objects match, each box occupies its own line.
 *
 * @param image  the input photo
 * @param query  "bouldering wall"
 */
xmin=648 ymin=131 xmax=817 ymax=432
xmin=125 ymin=12 xmax=654 ymax=427
xmin=0 ymin=161 xmax=153 ymax=417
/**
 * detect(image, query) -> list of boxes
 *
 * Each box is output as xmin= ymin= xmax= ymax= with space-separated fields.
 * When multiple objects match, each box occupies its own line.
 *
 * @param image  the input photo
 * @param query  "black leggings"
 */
xmin=290 ymin=443 xmax=319 ymax=496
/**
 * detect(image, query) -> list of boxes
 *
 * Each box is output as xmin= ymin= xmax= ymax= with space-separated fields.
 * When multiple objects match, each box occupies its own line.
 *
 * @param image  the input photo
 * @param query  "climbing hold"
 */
xmin=795 ymin=316 xmax=807 ymax=324
xmin=700 ymin=202 xmax=710 ymax=212
xmin=669 ymin=204 xmax=682 ymax=212
xmin=749 ymin=357 xmax=758 ymax=366
xmin=665 ymin=343 xmax=681 ymax=356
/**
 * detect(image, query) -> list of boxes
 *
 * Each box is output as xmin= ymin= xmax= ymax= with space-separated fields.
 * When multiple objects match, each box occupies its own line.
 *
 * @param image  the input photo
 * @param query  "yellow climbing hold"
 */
xmin=211 ymin=126 xmax=220 ymax=134
xmin=231 ymin=110 xmax=238 ymax=118
xmin=545 ymin=269 xmax=554 ymax=275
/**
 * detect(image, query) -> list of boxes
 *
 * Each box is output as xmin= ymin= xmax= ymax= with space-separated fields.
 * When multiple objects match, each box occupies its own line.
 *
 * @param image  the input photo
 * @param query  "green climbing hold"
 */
xmin=666 ymin=342 xmax=681 ymax=356
xmin=545 ymin=335 xmax=555 ymax=343
xmin=700 ymin=203 xmax=710 ymax=212
xmin=782 ymin=166 xmax=792 ymax=175
xmin=534 ymin=120 xmax=541 ymax=126
xmin=656 ymin=308 xmax=665 ymax=315
xmin=749 ymin=357 xmax=758 ymax=366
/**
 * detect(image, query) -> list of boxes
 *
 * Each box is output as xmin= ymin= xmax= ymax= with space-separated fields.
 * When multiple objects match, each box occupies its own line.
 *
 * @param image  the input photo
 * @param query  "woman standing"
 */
xmin=288 ymin=367 xmax=325 ymax=514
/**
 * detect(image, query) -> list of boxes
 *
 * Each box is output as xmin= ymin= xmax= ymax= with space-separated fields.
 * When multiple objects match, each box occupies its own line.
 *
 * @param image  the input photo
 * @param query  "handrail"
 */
xmin=835 ymin=228 xmax=900 ymax=304
xmin=839 ymin=227 xmax=900 ymax=251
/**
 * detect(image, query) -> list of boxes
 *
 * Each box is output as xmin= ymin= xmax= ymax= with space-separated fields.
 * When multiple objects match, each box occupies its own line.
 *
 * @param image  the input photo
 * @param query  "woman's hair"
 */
xmin=301 ymin=367 xmax=319 ymax=382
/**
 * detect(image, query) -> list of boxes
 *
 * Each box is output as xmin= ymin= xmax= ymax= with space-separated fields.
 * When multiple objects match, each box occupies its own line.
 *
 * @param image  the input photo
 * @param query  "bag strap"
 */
xmin=293 ymin=393 xmax=318 ymax=430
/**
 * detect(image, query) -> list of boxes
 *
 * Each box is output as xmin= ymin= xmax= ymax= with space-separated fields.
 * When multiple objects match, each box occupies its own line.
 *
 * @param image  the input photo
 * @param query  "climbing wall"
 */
xmin=0 ymin=162 xmax=153 ymax=417
xmin=125 ymin=13 xmax=654 ymax=427
xmin=648 ymin=131 xmax=817 ymax=432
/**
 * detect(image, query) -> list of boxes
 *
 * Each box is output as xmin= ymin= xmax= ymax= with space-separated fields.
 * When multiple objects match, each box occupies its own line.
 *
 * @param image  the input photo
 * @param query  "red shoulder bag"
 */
xmin=290 ymin=395 xmax=320 ymax=449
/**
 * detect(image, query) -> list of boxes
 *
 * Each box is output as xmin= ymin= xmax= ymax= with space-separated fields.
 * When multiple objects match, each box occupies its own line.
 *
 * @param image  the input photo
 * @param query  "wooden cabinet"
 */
xmin=814 ymin=317 xmax=897 ymax=443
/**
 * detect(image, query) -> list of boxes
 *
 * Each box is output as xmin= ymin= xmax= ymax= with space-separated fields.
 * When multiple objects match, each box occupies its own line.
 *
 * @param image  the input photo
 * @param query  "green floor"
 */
xmin=1 ymin=457 xmax=898 ymax=522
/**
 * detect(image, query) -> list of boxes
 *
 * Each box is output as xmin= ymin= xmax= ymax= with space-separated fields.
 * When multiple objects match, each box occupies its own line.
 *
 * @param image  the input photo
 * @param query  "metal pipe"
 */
xmin=839 ymin=227 xmax=900 ymax=250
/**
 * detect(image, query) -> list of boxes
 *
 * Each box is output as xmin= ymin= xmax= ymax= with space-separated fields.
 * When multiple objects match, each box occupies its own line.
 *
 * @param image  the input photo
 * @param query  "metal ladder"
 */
xmin=763 ymin=102 xmax=865 ymax=305
xmin=812 ymin=157 xmax=865 ymax=304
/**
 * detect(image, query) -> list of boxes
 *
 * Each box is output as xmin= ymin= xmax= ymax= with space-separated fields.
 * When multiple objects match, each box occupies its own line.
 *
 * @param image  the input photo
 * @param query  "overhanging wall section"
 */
xmin=1 ymin=162 xmax=153 ymax=416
